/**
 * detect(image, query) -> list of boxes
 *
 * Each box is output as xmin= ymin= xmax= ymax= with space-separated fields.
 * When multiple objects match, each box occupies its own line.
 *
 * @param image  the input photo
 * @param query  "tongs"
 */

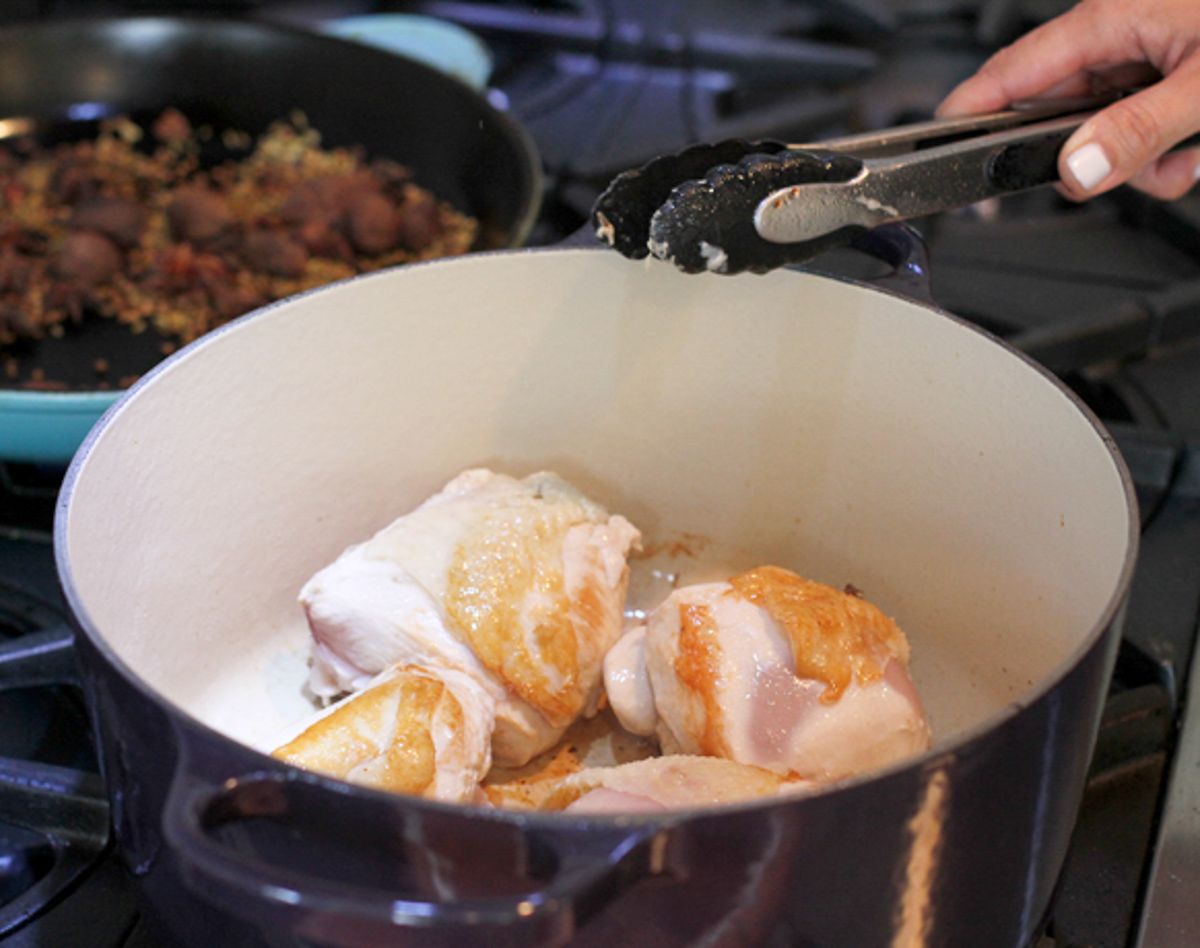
xmin=591 ymin=95 xmax=1122 ymax=275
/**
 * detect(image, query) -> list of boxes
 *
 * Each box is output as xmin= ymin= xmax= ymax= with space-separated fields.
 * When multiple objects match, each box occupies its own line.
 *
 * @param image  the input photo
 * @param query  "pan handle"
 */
xmin=162 ymin=768 xmax=671 ymax=948
xmin=847 ymin=222 xmax=935 ymax=304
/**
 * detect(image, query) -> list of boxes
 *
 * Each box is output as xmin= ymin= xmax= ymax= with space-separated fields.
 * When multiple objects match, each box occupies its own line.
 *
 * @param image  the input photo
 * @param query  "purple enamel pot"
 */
xmin=56 ymin=242 xmax=1136 ymax=947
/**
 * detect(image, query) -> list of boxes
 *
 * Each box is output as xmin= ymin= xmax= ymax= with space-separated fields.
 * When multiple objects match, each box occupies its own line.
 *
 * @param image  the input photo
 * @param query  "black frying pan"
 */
xmin=0 ymin=15 xmax=542 ymax=462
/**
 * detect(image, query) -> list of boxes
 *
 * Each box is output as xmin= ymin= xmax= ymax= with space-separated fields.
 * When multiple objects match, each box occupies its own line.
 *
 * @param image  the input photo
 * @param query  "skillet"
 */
xmin=0 ymin=15 xmax=542 ymax=463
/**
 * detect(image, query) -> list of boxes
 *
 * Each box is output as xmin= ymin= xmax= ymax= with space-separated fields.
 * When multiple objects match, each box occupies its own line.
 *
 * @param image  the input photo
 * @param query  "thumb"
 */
xmin=1058 ymin=69 xmax=1200 ymax=199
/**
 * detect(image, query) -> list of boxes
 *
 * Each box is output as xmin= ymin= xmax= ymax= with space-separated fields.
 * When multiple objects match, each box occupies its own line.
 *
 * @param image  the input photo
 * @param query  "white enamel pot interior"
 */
xmin=55 ymin=245 xmax=1138 ymax=944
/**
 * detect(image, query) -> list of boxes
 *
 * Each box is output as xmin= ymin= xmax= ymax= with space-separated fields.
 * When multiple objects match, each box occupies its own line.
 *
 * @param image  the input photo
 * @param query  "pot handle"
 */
xmin=163 ymin=769 xmax=670 ymax=948
xmin=841 ymin=222 xmax=936 ymax=306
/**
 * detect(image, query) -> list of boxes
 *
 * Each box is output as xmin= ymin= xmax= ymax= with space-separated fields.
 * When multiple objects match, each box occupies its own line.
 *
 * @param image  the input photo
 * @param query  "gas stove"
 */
xmin=3 ymin=1 xmax=1200 ymax=946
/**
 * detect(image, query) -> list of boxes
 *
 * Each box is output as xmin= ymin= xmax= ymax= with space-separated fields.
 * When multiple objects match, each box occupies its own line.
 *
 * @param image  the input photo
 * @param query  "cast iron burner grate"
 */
xmin=407 ymin=0 xmax=886 ymax=177
xmin=0 ymin=465 xmax=63 ymax=541
xmin=0 ymin=580 xmax=142 ymax=946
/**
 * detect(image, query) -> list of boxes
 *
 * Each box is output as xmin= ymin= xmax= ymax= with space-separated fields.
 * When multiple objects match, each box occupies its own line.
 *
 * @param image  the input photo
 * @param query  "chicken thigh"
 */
xmin=301 ymin=469 xmax=641 ymax=767
xmin=271 ymin=663 xmax=494 ymax=804
xmin=604 ymin=566 xmax=930 ymax=783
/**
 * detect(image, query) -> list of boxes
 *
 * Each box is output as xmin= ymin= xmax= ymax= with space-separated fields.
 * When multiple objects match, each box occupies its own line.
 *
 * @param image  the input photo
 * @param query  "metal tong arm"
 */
xmin=755 ymin=107 xmax=1099 ymax=245
xmin=789 ymin=94 xmax=1119 ymax=159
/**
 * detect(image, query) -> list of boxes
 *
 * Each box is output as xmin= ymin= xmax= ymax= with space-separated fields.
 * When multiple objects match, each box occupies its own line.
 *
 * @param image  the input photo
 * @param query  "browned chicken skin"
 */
xmin=605 ymin=568 xmax=931 ymax=784
xmin=299 ymin=469 xmax=641 ymax=768
xmin=272 ymin=663 xmax=494 ymax=803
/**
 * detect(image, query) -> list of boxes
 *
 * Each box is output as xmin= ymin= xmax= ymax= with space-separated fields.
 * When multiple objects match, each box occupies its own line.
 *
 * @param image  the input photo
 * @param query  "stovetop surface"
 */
xmin=4 ymin=1 xmax=1200 ymax=946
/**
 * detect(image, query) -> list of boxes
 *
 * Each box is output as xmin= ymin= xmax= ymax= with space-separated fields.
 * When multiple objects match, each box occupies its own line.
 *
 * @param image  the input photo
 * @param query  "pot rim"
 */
xmin=53 ymin=244 xmax=1142 ymax=825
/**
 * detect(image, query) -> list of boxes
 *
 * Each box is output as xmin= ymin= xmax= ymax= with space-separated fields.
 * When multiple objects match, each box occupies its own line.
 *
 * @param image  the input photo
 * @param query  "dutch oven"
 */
xmin=54 ymin=236 xmax=1136 ymax=947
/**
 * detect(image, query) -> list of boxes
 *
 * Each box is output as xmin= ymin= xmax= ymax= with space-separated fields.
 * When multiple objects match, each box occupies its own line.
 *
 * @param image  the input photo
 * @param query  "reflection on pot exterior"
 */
xmin=893 ymin=766 xmax=950 ymax=948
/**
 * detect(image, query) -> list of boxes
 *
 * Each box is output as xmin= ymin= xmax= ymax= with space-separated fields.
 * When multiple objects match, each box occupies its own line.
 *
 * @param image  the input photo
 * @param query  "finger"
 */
xmin=1058 ymin=62 xmax=1200 ymax=198
xmin=1008 ymin=64 xmax=1160 ymax=106
xmin=1127 ymin=148 xmax=1200 ymax=200
xmin=937 ymin=6 xmax=1115 ymax=117
xmin=935 ymin=0 xmax=1180 ymax=120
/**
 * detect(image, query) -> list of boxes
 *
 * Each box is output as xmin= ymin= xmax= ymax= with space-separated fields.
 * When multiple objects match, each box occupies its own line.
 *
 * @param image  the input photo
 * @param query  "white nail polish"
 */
xmin=1066 ymin=142 xmax=1112 ymax=191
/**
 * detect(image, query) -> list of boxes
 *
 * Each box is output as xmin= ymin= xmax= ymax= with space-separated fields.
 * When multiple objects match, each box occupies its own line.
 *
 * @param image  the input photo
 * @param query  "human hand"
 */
xmin=936 ymin=0 xmax=1200 ymax=201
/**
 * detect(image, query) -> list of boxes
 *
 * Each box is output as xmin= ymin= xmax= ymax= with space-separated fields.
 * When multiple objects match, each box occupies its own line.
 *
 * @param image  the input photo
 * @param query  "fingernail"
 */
xmin=1065 ymin=142 xmax=1112 ymax=192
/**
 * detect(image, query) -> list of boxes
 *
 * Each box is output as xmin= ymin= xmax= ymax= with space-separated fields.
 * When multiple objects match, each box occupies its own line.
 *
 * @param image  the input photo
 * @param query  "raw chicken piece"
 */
xmin=604 ymin=567 xmax=930 ymax=783
xmin=541 ymin=755 xmax=811 ymax=813
xmin=301 ymin=469 xmax=641 ymax=767
xmin=271 ymin=663 xmax=494 ymax=804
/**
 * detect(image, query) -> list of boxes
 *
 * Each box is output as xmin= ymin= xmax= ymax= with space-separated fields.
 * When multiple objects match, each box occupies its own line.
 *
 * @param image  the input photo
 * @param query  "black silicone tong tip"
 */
xmin=591 ymin=139 xmax=788 ymax=259
xmin=647 ymin=149 xmax=866 ymax=275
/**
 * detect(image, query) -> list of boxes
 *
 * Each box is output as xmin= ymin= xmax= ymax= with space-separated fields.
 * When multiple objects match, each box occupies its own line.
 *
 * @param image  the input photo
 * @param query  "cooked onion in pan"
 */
xmin=0 ymin=109 xmax=477 ymax=390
